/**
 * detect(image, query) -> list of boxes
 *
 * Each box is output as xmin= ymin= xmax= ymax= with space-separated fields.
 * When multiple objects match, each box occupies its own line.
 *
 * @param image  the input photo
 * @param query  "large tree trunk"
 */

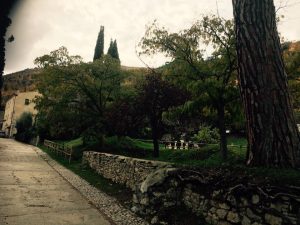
xmin=233 ymin=0 xmax=300 ymax=167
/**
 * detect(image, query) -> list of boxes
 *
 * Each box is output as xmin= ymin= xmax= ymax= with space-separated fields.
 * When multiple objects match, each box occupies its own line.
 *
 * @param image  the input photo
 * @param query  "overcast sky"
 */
xmin=4 ymin=0 xmax=300 ymax=74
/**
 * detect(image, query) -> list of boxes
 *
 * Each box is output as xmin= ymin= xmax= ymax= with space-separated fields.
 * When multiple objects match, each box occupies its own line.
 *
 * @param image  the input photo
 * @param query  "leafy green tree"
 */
xmin=34 ymin=46 xmax=82 ymax=67
xmin=104 ymin=94 xmax=146 ymax=138
xmin=93 ymin=26 xmax=104 ymax=61
xmin=35 ymin=47 xmax=125 ymax=143
xmin=136 ymin=72 xmax=187 ymax=157
xmin=15 ymin=112 xmax=34 ymax=143
xmin=139 ymin=16 xmax=240 ymax=160
xmin=34 ymin=47 xmax=84 ymax=140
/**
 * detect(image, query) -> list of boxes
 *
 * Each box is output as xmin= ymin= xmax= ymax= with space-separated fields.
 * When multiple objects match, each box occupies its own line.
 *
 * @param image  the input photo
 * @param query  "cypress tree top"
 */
xmin=107 ymin=39 xmax=114 ymax=57
xmin=112 ymin=40 xmax=120 ymax=61
xmin=107 ymin=39 xmax=120 ymax=61
xmin=93 ymin=26 xmax=104 ymax=61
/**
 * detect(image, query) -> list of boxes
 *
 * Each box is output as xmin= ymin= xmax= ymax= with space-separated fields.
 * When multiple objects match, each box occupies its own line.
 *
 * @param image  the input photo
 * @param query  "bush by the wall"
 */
xmin=15 ymin=112 xmax=35 ymax=143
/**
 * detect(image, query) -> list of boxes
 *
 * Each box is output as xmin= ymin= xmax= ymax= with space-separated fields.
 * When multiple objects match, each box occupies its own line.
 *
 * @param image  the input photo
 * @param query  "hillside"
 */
xmin=1 ymin=66 xmax=147 ymax=109
xmin=1 ymin=68 xmax=41 ymax=108
xmin=288 ymin=41 xmax=300 ymax=52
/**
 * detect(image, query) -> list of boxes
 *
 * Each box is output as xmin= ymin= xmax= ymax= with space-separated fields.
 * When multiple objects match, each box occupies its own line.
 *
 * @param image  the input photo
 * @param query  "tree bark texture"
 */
xmin=233 ymin=0 xmax=300 ymax=167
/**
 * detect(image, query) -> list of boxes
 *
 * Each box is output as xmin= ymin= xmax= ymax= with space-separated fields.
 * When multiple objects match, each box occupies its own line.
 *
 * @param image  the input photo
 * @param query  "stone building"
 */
xmin=2 ymin=91 xmax=40 ymax=137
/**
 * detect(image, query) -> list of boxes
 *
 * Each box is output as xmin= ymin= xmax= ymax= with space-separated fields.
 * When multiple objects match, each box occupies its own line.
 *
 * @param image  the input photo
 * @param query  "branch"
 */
xmin=135 ymin=44 xmax=160 ymax=76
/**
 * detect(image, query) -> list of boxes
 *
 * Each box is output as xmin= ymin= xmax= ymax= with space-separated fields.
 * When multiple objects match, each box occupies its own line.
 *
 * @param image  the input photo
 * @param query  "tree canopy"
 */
xmin=139 ymin=15 xmax=241 ymax=159
xmin=35 ymin=47 xmax=125 ymax=142
xmin=136 ymin=72 xmax=187 ymax=157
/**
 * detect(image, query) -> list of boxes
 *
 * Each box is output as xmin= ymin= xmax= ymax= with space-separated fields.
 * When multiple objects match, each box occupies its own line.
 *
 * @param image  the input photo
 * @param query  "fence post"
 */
xmin=69 ymin=147 xmax=72 ymax=164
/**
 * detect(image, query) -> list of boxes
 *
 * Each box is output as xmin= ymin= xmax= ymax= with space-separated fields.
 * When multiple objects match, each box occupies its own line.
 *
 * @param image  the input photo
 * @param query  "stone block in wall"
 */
xmin=83 ymin=152 xmax=300 ymax=225
xmin=132 ymin=167 xmax=300 ymax=225
xmin=82 ymin=151 xmax=172 ymax=190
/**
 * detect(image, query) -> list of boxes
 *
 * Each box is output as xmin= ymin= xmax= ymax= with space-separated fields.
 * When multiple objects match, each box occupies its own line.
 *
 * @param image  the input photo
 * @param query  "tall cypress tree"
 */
xmin=112 ymin=40 xmax=120 ymax=61
xmin=107 ymin=39 xmax=119 ymax=61
xmin=107 ymin=39 xmax=113 ymax=57
xmin=93 ymin=26 xmax=104 ymax=61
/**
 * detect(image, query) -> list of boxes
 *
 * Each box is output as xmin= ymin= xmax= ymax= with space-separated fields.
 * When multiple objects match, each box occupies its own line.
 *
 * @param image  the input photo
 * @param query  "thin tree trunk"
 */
xmin=217 ymin=104 xmax=228 ymax=160
xmin=233 ymin=0 xmax=300 ymax=167
xmin=151 ymin=120 xmax=160 ymax=158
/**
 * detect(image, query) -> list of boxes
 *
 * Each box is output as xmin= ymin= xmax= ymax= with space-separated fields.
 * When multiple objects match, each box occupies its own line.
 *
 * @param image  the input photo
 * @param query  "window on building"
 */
xmin=25 ymin=99 xmax=30 ymax=105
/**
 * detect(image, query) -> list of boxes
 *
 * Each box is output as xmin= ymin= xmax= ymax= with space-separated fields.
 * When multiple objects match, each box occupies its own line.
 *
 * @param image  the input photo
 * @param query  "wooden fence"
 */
xmin=44 ymin=139 xmax=73 ymax=163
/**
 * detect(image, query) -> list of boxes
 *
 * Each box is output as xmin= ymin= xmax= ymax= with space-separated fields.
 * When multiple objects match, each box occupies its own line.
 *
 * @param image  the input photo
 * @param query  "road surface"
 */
xmin=0 ymin=138 xmax=112 ymax=225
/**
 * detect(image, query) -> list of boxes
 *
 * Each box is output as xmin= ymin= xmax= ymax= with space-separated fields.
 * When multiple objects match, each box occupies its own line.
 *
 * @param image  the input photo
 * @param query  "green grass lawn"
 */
xmin=56 ymin=135 xmax=248 ymax=168
xmin=63 ymin=137 xmax=83 ymax=147
xmin=49 ymin=136 xmax=300 ymax=186
xmin=227 ymin=136 xmax=248 ymax=146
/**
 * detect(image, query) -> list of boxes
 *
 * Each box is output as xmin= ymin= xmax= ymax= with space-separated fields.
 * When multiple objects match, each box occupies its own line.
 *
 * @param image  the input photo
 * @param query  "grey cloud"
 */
xmin=4 ymin=0 xmax=300 ymax=74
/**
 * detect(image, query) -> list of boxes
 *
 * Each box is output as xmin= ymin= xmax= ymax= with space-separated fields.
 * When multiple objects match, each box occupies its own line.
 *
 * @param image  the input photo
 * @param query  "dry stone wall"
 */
xmin=82 ymin=151 xmax=172 ymax=189
xmin=133 ymin=168 xmax=300 ymax=225
xmin=82 ymin=152 xmax=300 ymax=225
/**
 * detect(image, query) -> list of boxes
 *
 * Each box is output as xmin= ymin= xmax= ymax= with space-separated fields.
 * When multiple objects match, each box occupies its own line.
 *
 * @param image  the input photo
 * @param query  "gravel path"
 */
xmin=33 ymin=145 xmax=149 ymax=225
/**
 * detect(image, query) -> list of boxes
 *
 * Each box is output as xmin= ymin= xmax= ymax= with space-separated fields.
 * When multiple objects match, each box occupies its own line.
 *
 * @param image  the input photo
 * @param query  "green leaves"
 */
xmin=139 ymin=15 xmax=243 ymax=151
xmin=34 ymin=47 xmax=125 ymax=140
xmin=283 ymin=42 xmax=300 ymax=110
xmin=34 ymin=46 xmax=82 ymax=68
xmin=15 ymin=112 xmax=35 ymax=143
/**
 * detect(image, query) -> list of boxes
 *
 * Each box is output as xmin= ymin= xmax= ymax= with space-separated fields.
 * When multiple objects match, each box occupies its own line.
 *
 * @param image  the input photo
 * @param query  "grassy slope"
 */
xmin=63 ymin=137 xmax=83 ymax=147
xmin=55 ymin=136 xmax=300 ymax=186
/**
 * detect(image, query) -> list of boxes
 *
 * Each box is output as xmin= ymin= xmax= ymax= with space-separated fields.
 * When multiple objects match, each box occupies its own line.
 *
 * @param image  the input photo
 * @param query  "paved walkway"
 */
xmin=0 ymin=138 xmax=112 ymax=225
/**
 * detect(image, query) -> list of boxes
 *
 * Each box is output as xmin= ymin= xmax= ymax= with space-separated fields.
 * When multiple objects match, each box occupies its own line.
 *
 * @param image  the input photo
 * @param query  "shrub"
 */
xmin=192 ymin=125 xmax=220 ymax=144
xmin=15 ymin=112 xmax=35 ymax=143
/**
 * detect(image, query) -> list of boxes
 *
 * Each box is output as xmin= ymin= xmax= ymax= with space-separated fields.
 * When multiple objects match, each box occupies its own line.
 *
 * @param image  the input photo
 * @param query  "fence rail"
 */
xmin=44 ymin=139 xmax=73 ymax=163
